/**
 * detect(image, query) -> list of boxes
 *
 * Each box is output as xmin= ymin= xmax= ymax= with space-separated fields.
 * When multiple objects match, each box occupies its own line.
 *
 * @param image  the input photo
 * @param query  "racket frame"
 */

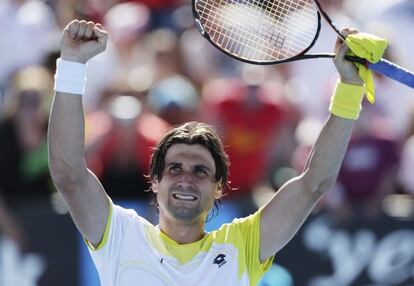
xmin=192 ymin=0 xmax=414 ymax=89
xmin=192 ymin=0 xmax=344 ymax=65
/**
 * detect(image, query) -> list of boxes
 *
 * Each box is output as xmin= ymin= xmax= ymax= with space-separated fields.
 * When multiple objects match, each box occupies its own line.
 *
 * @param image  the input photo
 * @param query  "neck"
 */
xmin=158 ymin=213 xmax=206 ymax=244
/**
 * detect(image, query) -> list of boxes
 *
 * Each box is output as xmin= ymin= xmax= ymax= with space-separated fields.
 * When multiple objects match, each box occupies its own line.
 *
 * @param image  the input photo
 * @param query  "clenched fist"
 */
xmin=61 ymin=20 xmax=108 ymax=64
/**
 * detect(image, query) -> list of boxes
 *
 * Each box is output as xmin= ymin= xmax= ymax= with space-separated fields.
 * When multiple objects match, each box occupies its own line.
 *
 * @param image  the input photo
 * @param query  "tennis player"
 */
xmin=48 ymin=20 xmax=365 ymax=285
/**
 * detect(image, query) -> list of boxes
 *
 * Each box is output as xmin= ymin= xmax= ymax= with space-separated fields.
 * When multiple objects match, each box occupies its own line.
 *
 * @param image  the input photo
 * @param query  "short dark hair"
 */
xmin=149 ymin=121 xmax=230 ymax=190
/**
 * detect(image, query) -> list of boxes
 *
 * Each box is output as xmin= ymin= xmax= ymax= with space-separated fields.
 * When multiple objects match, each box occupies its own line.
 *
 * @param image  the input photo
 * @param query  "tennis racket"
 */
xmin=192 ymin=0 xmax=414 ymax=88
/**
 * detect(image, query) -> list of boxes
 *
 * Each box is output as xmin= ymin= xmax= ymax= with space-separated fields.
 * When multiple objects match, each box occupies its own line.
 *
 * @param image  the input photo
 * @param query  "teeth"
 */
xmin=173 ymin=194 xmax=196 ymax=201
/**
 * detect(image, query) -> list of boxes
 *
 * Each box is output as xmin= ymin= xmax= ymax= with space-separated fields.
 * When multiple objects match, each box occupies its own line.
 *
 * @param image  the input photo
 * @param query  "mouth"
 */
xmin=172 ymin=193 xmax=198 ymax=201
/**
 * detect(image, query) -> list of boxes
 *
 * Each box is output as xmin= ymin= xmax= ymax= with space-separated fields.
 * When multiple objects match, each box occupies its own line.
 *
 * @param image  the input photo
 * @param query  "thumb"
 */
xmin=93 ymin=25 xmax=108 ymax=50
xmin=62 ymin=25 xmax=75 ymax=41
xmin=93 ymin=25 xmax=107 ymax=39
xmin=63 ymin=20 xmax=80 ymax=39
xmin=336 ymin=42 xmax=349 ymax=61
xmin=334 ymin=41 xmax=351 ymax=69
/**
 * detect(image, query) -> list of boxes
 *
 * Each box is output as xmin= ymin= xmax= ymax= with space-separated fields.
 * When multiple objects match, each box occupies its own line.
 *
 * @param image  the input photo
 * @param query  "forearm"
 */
xmin=303 ymin=114 xmax=354 ymax=194
xmin=302 ymin=73 xmax=367 ymax=193
xmin=48 ymin=91 xmax=88 ymax=184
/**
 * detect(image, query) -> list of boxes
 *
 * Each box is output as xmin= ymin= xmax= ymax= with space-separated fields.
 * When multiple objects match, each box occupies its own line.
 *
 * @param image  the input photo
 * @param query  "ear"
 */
xmin=214 ymin=185 xmax=223 ymax=200
xmin=151 ymin=180 xmax=160 ymax=193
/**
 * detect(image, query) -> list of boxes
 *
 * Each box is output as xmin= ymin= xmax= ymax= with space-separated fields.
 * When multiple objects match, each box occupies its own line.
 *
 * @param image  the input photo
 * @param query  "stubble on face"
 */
xmin=156 ymin=144 xmax=219 ymax=224
xmin=166 ymin=186 xmax=204 ymax=223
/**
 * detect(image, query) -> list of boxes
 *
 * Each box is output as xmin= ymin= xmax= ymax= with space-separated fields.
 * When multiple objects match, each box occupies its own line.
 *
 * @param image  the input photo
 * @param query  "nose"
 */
xmin=177 ymin=171 xmax=193 ymax=188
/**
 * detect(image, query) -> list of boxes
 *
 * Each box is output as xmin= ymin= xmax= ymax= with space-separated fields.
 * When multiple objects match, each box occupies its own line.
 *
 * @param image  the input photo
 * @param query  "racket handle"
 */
xmin=346 ymin=56 xmax=414 ymax=89
xmin=368 ymin=59 xmax=414 ymax=88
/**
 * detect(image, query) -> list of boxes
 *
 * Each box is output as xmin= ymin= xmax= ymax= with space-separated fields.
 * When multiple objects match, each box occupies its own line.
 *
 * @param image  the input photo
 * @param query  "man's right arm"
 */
xmin=48 ymin=20 xmax=109 ymax=247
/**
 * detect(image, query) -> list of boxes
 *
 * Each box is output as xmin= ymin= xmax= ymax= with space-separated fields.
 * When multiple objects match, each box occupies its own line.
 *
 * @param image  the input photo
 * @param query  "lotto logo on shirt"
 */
xmin=213 ymin=254 xmax=227 ymax=268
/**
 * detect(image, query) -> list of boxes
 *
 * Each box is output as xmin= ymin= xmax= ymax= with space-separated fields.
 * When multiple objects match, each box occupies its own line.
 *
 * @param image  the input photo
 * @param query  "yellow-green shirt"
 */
xmin=87 ymin=203 xmax=274 ymax=286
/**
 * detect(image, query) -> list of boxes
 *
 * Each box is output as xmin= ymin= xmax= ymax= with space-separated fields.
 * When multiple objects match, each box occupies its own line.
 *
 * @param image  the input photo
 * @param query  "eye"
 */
xmin=168 ymin=165 xmax=181 ymax=175
xmin=194 ymin=167 xmax=208 ymax=178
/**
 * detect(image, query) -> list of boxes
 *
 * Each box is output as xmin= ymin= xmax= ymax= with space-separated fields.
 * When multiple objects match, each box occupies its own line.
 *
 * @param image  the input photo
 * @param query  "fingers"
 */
xmin=65 ymin=20 xmax=106 ymax=42
xmin=84 ymin=21 xmax=95 ymax=39
xmin=335 ymin=27 xmax=358 ymax=53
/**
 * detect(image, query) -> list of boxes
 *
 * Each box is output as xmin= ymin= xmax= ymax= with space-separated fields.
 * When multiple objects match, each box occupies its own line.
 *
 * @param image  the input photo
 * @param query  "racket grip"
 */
xmin=345 ymin=56 xmax=414 ymax=89
xmin=368 ymin=59 xmax=414 ymax=88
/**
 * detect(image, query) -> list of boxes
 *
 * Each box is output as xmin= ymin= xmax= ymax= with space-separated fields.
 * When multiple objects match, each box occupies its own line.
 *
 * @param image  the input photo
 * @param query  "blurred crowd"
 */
xmin=0 ymin=0 xmax=414 ymax=254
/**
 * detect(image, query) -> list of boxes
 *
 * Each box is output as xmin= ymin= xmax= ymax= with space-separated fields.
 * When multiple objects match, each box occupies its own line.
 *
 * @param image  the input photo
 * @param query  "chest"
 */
xmin=115 ymin=241 xmax=248 ymax=286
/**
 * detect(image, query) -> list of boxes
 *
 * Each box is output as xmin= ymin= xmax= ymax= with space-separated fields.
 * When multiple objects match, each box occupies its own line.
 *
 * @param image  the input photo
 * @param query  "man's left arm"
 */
xmin=259 ymin=28 xmax=365 ymax=262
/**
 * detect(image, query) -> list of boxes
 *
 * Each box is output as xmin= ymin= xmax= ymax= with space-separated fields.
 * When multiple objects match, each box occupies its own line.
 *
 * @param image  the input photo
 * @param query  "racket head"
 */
xmin=192 ymin=0 xmax=322 ymax=65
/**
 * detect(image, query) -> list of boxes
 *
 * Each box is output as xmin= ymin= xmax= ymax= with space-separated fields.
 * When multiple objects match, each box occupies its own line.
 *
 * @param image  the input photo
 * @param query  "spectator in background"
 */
xmin=83 ymin=2 xmax=184 ymax=111
xmin=50 ymin=0 xmax=81 ymax=29
xmin=0 ymin=66 xmax=54 ymax=203
xmin=398 ymin=111 xmax=414 ymax=195
xmin=147 ymin=75 xmax=200 ymax=125
xmin=179 ymin=27 xmax=228 ymax=87
xmin=0 ymin=194 xmax=25 ymax=250
xmin=74 ymin=0 xmax=118 ymax=24
xmin=82 ymin=2 xmax=151 ymax=109
xmin=145 ymin=28 xmax=183 ymax=80
xmin=293 ymin=104 xmax=400 ymax=221
xmin=201 ymin=68 xmax=296 ymax=215
xmin=123 ymin=0 xmax=181 ymax=11
xmin=0 ymin=0 xmax=58 ymax=91
xmin=85 ymin=93 xmax=170 ymax=200
xmin=122 ymin=0 xmax=183 ymax=28
xmin=333 ymin=105 xmax=400 ymax=220
xmin=399 ymin=134 xmax=414 ymax=195
xmin=0 ymin=66 xmax=54 ymax=252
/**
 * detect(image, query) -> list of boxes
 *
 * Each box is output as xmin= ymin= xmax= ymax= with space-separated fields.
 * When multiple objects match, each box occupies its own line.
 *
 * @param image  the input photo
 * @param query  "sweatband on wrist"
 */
xmin=54 ymin=58 xmax=88 ymax=95
xmin=329 ymin=80 xmax=365 ymax=120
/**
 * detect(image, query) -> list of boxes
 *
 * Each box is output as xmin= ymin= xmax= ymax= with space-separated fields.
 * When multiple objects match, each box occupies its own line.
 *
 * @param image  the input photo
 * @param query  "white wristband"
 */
xmin=54 ymin=58 xmax=88 ymax=95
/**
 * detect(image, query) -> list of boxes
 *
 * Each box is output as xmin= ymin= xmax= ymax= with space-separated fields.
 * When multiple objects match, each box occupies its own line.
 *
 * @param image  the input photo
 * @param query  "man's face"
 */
xmin=152 ymin=144 xmax=221 ymax=223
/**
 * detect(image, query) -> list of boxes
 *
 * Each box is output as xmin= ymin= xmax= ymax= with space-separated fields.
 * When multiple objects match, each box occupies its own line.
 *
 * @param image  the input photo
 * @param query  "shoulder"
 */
xmin=111 ymin=203 xmax=153 ymax=229
xmin=210 ymin=210 xmax=262 ymax=243
xmin=87 ymin=202 xmax=153 ymax=251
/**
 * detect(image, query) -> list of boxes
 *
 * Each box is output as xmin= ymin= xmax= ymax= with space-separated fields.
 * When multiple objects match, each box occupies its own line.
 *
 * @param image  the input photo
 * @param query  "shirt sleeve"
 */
xmin=84 ymin=201 xmax=140 ymax=272
xmin=229 ymin=208 xmax=275 ymax=285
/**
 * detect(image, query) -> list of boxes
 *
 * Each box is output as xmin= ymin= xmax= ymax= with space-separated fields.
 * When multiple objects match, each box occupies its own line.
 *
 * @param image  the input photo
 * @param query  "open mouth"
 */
xmin=172 ymin=193 xmax=198 ymax=201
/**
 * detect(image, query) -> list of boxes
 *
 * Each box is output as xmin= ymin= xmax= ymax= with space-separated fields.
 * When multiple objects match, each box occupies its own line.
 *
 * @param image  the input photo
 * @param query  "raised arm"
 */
xmin=259 ymin=28 xmax=365 ymax=261
xmin=48 ymin=20 xmax=109 ymax=246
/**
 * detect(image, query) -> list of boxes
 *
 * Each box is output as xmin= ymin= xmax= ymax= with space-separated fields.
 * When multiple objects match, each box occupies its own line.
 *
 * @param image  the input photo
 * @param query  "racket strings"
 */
xmin=259 ymin=0 xmax=313 ymax=22
xmin=198 ymin=0 xmax=296 ymax=44
xmin=195 ymin=0 xmax=319 ymax=62
xmin=197 ymin=0 xmax=309 ymax=59
xmin=245 ymin=0 xmax=318 ymax=42
xmin=204 ymin=0 xmax=286 ymax=60
xmin=197 ymin=0 xmax=283 ymax=60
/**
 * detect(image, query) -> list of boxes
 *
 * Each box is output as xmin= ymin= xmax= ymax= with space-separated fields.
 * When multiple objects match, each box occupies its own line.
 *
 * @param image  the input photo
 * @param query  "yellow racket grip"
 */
xmin=329 ymin=80 xmax=365 ymax=120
